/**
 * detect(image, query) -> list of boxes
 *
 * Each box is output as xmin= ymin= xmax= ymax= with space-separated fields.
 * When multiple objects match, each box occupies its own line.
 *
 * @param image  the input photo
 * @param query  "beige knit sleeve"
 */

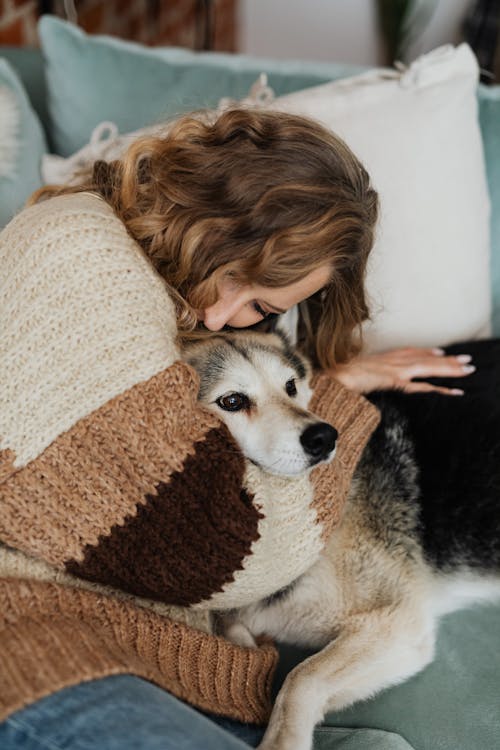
xmin=0 ymin=194 xmax=262 ymax=607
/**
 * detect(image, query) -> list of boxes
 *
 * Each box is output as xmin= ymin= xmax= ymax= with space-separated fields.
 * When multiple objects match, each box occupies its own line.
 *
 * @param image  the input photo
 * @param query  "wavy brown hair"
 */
xmin=31 ymin=108 xmax=378 ymax=369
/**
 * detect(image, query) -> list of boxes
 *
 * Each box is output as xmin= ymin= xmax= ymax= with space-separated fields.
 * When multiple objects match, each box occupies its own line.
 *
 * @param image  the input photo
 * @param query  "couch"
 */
xmin=1 ymin=15 xmax=499 ymax=750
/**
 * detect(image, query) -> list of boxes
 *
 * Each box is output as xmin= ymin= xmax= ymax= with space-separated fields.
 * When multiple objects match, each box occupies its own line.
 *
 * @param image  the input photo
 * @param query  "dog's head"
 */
xmin=183 ymin=330 xmax=337 ymax=476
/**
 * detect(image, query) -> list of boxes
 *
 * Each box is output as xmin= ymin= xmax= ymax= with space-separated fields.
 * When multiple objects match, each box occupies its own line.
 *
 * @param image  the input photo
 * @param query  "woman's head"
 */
xmin=36 ymin=108 xmax=378 ymax=368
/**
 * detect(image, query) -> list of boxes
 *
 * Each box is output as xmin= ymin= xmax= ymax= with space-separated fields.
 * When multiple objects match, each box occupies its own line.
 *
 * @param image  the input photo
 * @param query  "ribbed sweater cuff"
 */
xmin=308 ymin=373 xmax=381 ymax=539
xmin=309 ymin=372 xmax=381 ymax=473
xmin=0 ymin=579 xmax=277 ymax=725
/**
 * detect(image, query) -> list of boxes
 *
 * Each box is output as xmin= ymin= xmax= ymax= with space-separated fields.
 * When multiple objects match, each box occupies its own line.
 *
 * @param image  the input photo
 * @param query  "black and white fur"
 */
xmin=185 ymin=334 xmax=500 ymax=750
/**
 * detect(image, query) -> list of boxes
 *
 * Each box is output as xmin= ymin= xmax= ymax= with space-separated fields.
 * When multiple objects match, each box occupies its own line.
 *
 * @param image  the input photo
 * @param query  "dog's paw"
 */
xmin=224 ymin=621 xmax=257 ymax=648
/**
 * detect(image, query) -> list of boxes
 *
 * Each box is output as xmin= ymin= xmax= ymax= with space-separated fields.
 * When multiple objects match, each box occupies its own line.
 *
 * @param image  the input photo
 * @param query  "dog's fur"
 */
xmin=184 ymin=333 xmax=500 ymax=750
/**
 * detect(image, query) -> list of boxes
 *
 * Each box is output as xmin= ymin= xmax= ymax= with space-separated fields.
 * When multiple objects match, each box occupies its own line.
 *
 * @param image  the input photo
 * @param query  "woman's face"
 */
xmin=201 ymin=265 xmax=332 ymax=331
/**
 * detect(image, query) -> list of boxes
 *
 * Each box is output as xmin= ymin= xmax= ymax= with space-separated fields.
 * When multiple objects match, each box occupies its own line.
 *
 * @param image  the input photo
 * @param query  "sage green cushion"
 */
xmin=275 ymin=604 xmax=500 ymax=749
xmin=37 ymin=15 xmax=363 ymax=157
xmin=0 ymin=46 xmax=49 ymax=137
xmin=313 ymin=728 xmax=414 ymax=749
xmin=0 ymin=58 xmax=47 ymax=229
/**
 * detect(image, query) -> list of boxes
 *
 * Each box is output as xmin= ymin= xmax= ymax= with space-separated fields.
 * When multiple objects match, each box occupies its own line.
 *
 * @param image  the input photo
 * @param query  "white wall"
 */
xmin=238 ymin=0 xmax=473 ymax=66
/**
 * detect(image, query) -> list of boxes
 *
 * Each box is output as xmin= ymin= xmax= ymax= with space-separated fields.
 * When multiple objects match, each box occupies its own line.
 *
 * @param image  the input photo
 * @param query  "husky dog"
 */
xmin=184 ymin=333 xmax=500 ymax=750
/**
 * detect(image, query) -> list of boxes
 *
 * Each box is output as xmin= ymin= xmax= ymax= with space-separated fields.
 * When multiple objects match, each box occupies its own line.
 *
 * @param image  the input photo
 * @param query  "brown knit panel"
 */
xmin=0 ymin=578 xmax=277 ymax=724
xmin=0 ymin=448 xmax=16 ymax=484
xmin=0 ymin=363 xmax=224 ymax=566
xmin=65 ymin=427 xmax=262 ymax=606
xmin=309 ymin=374 xmax=380 ymax=540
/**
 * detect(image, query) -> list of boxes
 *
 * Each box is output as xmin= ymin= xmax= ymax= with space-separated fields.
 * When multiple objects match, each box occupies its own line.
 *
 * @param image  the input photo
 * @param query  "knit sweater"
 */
xmin=0 ymin=192 xmax=380 ymax=724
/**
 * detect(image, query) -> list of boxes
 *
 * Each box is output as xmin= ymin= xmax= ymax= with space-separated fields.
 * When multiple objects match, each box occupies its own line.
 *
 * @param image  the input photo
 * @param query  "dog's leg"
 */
xmin=258 ymin=602 xmax=436 ymax=750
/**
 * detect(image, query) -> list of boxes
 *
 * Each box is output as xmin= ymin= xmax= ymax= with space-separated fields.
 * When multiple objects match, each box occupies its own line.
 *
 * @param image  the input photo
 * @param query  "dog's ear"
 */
xmin=180 ymin=340 xmax=214 ymax=378
xmin=272 ymin=326 xmax=293 ymax=350
xmin=270 ymin=322 xmax=312 ymax=381
xmin=273 ymin=305 xmax=299 ymax=347
xmin=182 ymin=350 xmax=200 ymax=372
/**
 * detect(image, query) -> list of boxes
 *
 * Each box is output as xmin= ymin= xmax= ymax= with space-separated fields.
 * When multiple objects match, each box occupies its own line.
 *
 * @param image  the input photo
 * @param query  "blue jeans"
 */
xmin=0 ymin=675 xmax=266 ymax=749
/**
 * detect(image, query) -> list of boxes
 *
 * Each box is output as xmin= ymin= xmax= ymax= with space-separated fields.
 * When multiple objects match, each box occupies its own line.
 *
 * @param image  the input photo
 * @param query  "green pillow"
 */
xmin=0 ymin=58 xmax=47 ymax=229
xmin=478 ymin=84 xmax=500 ymax=336
xmin=37 ymin=15 xmax=362 ymax=157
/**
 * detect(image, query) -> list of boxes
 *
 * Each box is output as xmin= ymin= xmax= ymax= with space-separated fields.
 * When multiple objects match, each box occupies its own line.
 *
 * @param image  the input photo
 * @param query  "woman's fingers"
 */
xmin=404 ymin=354 xmax=475 ymax=380
xmin=400 ymin=380 xmax=465 ymax=396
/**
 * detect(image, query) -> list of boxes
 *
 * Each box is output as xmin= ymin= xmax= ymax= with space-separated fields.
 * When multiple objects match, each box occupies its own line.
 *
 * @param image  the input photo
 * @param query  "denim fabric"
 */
xmin=0 ymin=675 xmax=265 ymax=750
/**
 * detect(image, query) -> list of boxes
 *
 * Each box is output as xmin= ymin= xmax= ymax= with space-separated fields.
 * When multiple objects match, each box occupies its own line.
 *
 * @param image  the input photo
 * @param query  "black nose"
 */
xmin=300 ymin=422 xmax=338 ymax=463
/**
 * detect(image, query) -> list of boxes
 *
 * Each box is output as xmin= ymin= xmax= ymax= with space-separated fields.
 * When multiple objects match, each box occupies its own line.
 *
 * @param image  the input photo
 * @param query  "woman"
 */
xmin=0 ymin=108 xmax=472 ymax=750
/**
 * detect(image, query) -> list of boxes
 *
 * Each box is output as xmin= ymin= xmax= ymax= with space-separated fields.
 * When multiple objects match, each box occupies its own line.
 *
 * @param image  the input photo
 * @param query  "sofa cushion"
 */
xmin=275 ymin=602 xmax=500 ymax=750
xmin=325 ymin=604 xmax=500 ymax=749
xmin=0 ymin=58 xmax=47 ymax=229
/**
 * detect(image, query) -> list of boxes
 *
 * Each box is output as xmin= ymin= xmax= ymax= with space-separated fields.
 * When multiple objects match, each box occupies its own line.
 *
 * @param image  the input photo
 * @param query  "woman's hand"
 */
xmin=331 ymin=347 xmax=475 ymax=396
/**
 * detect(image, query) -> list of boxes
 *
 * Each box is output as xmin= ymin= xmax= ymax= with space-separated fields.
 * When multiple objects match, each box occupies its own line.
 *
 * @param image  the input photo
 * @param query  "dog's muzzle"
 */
xmin=300 ymin=422 xmax=338 ymax=465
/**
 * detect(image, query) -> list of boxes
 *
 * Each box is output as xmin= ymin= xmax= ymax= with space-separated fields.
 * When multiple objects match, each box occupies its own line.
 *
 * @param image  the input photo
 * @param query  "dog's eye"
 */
xmin=285 ymin=379 xmax=297 ymax=397
xmin=216 ymin=393 xmax=250 ymax=412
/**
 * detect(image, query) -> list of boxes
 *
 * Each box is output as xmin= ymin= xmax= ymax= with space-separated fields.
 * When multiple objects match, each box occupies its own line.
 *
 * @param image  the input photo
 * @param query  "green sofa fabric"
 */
xmin=276 ymin=605 xmax=500 ymax=749
xmin=313 ymin=728 xmax=415 ymax=750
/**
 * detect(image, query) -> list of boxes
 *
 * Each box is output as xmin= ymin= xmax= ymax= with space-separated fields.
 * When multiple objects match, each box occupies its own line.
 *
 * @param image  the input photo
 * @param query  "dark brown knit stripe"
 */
xmin=66 ymin=427 xmax=263 ymax=606
xmin=0 ymin=578 xmax=277 ymax=725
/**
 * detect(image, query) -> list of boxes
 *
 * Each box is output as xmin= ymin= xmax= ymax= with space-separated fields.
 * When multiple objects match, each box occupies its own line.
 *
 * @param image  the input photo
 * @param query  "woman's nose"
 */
xmin=203 ymin=298 xmax=257 ymax=330
xmin=202 ymin=298 xmax=235 ymax=330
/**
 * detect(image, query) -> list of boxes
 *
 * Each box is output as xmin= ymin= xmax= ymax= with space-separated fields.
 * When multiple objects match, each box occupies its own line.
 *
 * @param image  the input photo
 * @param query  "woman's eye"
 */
xmin=252 ymin=301 xmax=269 ymax=319
xmin=216 ymin=393 xmax=250 ymax=412
xmin=285 ymin=379 xmax=297 ymax=397
xmin=251 ymin=301 xmax=278 ymax=321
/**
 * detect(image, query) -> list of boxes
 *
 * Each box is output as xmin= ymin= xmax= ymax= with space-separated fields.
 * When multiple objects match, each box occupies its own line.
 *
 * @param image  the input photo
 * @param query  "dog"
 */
xmin=184 ymin=332 xmax=500 ymax=750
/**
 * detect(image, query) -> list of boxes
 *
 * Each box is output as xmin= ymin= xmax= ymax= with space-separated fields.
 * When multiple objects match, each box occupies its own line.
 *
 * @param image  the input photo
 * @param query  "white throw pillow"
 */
xmin=268 ymin=44 xmax=491 ymax=352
